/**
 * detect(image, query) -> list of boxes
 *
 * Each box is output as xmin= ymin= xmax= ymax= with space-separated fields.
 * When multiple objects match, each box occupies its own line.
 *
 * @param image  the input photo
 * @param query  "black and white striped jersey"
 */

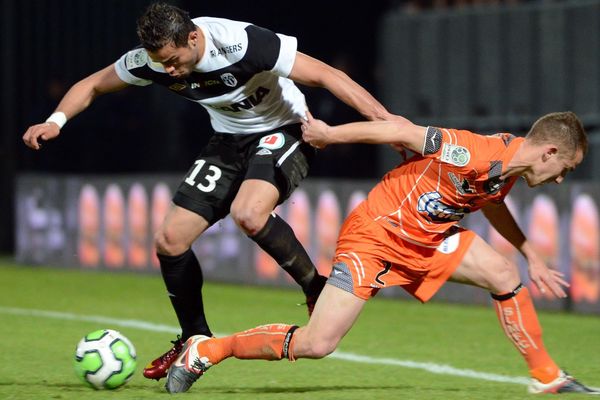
xmin=114 ymin=17 xmax=306 ymax=134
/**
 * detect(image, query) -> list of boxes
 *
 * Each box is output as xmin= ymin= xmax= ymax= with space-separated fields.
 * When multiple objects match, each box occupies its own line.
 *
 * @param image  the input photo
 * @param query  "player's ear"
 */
xmin=542 ymin=146 xmax=558 ymax=161
xmin=188 ymin=31 xmax=198 ymax=47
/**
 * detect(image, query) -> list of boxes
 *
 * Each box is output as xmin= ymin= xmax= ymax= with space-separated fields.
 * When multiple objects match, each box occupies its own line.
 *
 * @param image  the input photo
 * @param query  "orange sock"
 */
xmin=197 ymin=324 xmax=298 ymax=365
xmin=493 ymin=285 xmax=560 ymax=383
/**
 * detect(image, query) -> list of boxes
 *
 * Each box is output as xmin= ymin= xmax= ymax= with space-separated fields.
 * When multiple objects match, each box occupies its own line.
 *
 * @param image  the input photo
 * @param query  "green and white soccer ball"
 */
xmin=74 ymin=329 xmax=137 ymax=390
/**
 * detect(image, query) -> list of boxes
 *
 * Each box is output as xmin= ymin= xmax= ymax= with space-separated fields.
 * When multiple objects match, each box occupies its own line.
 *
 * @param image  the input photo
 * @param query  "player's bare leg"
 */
xmin=451 ymin=235 xmax=598 ymax=394
xmin=165 ymin=284 xmax=365 ymax=393
xmin=232 ymin=179 xmax=327 ymax=315
xmin=290 ymin=284 xmax=365 ymax=358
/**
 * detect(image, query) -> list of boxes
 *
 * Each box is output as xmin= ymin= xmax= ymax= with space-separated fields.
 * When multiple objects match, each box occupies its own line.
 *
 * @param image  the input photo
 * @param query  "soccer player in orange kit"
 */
xmin=165 ymin=110 xmax=598 ymax=395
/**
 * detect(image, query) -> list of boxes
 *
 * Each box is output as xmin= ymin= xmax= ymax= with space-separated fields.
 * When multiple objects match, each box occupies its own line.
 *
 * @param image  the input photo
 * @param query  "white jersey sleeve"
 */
xmin=272 ymin=33 xmax=297 ymax=77
xmin=114 ymin=48 xmax=153 ymax=86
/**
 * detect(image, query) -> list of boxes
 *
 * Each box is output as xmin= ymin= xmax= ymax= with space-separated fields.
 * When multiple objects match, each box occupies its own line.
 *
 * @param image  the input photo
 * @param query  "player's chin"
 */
xmin=523 ymin=176 xmax=536 ymax=187
xmin=171 ymin=71 xmax=191 ymax=79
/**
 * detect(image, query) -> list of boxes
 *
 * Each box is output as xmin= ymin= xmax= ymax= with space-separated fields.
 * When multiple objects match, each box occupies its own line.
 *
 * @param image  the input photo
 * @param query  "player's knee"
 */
xmin=304 ymin=337 xmax=338 ymax=359
xmin=487 ymin=259 xmax=520 ymax=294
xmin=230 ymin=204 xmax=267 ymax=235
xmin=154 ymin=227 xmax=187 ymax=256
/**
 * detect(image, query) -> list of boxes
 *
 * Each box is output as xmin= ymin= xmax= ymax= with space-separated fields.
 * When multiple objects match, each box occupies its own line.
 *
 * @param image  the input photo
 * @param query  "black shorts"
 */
xmin=173 ymin=123 xmax=315 ymax=225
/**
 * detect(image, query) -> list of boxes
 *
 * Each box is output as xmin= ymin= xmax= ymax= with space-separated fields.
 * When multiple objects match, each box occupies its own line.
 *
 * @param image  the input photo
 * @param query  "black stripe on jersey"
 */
xmin=424 ymin=127 xmax=443 ymax=155
xmin=492 ymin=132 xmax=516 ymax=147
xmin=125 ymin=25 xmax=282 ymax=101
xmin=483 ymin=160 xmax=505 ymax=195
xmin=242 ymin=24 xmax=280 ymax=71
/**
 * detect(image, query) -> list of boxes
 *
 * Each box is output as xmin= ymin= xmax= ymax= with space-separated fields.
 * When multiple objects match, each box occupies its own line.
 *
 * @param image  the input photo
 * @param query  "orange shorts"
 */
xmin=328 ymin=205 xmax=475 ymax=302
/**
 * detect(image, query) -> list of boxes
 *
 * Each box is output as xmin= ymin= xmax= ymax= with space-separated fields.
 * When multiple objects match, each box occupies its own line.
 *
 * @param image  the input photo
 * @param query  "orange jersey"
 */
xmin=364 ymin=127 xmax=524 ymax=247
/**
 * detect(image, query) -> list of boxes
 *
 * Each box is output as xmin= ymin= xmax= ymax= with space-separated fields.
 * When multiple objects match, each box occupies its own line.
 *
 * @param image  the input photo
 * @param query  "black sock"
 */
xmin=158 ymin=249 xmax=212 ymax=340
xmin=250 ymin=214 xmax=322 ymax=295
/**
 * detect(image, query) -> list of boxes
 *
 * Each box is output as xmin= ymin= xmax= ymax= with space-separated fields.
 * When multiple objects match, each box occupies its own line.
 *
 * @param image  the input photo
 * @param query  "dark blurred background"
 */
xmin=9 ymin=0 xmax=392 ymax=176
xmin=2 ymin=0 xmax=599 ymax=254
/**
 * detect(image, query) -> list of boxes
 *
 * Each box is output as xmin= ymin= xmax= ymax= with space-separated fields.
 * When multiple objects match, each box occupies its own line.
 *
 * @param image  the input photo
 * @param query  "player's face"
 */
xmin=524 ymin=147 xmax=583 ymax=187
xmin=147 ymin=41 xmax=199 ymax=79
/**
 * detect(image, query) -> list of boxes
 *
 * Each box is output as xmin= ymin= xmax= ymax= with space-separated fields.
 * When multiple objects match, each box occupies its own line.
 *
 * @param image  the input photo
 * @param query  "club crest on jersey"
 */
xmin=258 ymin=133 xmax=285 ymax=150
xmin=441 ymin=143 xmax=470 ymax=167
xmin=125 ymin=49 xmax=148 ymax=69
xmin=220 ymin=73 xmax=238 ymax=87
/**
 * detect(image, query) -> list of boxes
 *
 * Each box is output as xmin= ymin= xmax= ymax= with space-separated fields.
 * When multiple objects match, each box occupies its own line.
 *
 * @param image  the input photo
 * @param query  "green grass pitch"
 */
xmin=0 ymin=258 xmax=598 ymax=399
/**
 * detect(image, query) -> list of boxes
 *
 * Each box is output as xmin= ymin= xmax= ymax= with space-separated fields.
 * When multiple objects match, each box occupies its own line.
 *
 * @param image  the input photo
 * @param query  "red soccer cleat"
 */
xmin=143 ymin=336 xmax=184 ymax=381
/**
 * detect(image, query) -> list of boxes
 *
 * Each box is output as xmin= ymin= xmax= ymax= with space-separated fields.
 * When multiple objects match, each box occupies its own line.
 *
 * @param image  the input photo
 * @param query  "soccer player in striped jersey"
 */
xmin=22 ymin=3 xmax=394 ymax=380
xmin=166 ymin=111 xmax=599 ymax=395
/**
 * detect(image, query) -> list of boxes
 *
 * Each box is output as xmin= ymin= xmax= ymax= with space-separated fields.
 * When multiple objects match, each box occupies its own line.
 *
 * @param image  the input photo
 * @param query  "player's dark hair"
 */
xmin=136 ymin=2 xmax=196 ymax=52
xmin=526 ymin=111 xmax=588 ymax=157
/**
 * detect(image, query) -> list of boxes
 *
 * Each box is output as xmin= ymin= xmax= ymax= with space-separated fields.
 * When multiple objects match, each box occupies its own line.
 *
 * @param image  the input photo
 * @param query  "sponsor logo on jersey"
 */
xmin=258 ymin=133 xmax=285 ymax=150
xmin=417 ymin=191 xmax=470 ymax=222
xmin=220 ymin=73 xmax=238 ymax=87
xmin=437 ymin=232 xmax=460 ymax=254
xmin=448 ymin=172 xmax=475 ymax=195
xmin=169 ymin=83 xmax=187 ymax=91
xmin=441 ymin=143 xmax=470 ymax=167
xmin=125 ymin=49 xmax=148 ymax=69
xmin=190 ymin=80 xmax=220 ymax=90
xmin=212 ymin=87 xmax=270 ymax=112
xmin=255 ymin=148 xmax=272 ymax=156
xmin=209 ymin=43 xmax=243 ymax=57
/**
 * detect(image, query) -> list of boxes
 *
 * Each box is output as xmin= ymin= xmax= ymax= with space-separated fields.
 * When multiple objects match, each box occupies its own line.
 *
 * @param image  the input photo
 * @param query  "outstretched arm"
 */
xmin=481 ymin=201 xmax=568 ymax=298
xmin=301 ymin=111 xmax=426 ymax=153
xmin=289 ymin=52 xmax=391 ymax=122
xmin=23 ymin=64 xmax=129 ymax=150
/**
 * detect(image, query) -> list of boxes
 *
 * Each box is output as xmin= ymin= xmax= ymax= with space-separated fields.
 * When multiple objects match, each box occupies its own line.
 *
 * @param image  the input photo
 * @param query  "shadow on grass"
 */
xmin=0 ymin=380 xmax=470 ymax=395
xmin=193 ymin=384 xmax=467 ymax=395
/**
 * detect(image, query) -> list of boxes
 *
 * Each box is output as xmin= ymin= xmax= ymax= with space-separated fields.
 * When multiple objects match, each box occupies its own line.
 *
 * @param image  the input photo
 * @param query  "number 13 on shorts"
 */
xmin=184 ymin=159 xmax=223 ymax=193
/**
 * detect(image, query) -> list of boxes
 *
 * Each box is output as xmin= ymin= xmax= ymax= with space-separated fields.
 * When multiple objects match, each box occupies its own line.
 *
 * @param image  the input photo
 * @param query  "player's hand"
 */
xmin=384 ymin=114 xmax=413 ymax=156
xmin=23 ymin=122 xmax=61 ymax=150
xmin=527 ymin=254 xmax=569 ymax=298
xmin=301 ymin=111 xmax=329 ymax=149
xmin=389 ymin=143 xmax=407 ymax=158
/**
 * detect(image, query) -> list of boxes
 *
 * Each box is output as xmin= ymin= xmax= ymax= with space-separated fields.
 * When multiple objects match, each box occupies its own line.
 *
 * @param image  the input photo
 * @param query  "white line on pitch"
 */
xmin=0 ymin=305 xmax=536 ymax=386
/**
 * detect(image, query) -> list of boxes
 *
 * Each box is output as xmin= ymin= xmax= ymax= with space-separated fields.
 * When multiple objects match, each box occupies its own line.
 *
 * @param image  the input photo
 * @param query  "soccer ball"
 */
xmin=74 ymin=329 xmax=137 ymax=390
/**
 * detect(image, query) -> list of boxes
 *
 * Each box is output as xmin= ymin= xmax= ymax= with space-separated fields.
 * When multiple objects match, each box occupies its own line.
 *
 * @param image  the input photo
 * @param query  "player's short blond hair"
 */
xmin=526 ymin=111 xmax=588 ymax=158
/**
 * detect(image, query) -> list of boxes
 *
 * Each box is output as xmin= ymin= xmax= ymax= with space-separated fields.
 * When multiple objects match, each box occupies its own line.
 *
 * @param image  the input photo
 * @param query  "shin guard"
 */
xmin=203 ymin=324 xmax=299 ymax=364
xmin=492 ymin=284 xmax=560 ymax=383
